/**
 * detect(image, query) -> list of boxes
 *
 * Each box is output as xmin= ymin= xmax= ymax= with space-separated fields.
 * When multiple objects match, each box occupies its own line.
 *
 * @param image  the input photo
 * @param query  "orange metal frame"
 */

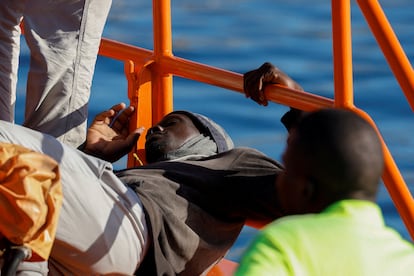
xmin=97 ymin=0 xmax=414 ymax=272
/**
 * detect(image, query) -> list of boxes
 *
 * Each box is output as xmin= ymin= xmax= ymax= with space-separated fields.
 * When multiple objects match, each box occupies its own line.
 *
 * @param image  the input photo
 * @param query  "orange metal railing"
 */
xmin=97 ymin=0 xmax=414 ymax=255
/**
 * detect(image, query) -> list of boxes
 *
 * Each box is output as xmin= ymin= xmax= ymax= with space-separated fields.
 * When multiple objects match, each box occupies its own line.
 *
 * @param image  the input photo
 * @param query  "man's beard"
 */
xmin=145 ymin=140 xmax=167 ymax=163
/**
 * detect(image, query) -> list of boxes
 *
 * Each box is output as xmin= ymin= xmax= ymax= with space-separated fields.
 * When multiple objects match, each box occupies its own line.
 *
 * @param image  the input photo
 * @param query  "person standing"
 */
xmin=0 ymin=0 xmax=112 ymax=147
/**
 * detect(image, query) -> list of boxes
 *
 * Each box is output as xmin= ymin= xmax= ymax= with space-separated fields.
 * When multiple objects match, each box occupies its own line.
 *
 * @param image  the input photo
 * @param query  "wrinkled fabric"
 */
xmin=0 ymin=0 xmax=112 ymax=147
xmin=0 ymin=142 xmax=62 ymax=261
xmin=163 ymin=134 xmax=218 ymax=161
xmin=0 ymin=121 xmax=148 ymax=275
xmin=118 ymin=147 xmax=284 ymax=276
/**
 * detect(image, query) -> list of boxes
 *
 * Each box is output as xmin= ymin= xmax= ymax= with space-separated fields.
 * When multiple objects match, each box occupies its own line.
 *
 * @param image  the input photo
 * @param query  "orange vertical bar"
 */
xmin=331 ymin=0 xmax=354 ymax=108
xmin=152 ymin=0 xmax=174 ymax=123
xmin=356 ymin=0 xmax=414 ymax=111
xmin=126 ymin=62 xmax=154 ymax=167
xmin=125 ymin=61 xmax=140 ymax=167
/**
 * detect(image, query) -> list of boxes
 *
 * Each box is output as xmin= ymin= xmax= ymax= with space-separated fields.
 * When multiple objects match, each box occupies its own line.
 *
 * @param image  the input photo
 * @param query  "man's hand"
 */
xmin=243 ymin=62 xmax=303 ymax=106
xmin=84 ymin=103 xmax=144 ymax=162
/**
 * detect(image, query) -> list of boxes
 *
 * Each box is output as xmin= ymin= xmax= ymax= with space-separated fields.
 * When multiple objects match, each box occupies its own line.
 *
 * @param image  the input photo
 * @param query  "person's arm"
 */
xmin=243 ymin=62 xmax=306 ymax=131
xmin=82 ymin=103 xmax=144 ymax=162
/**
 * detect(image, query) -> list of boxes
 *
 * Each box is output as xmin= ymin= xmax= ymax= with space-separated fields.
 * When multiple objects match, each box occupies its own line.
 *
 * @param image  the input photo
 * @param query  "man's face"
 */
xmin=145 ymin=113 xmax=201 ymax=163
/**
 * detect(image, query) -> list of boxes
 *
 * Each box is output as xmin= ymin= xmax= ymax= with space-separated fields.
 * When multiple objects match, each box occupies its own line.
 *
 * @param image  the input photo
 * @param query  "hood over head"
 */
xmin=162 ymin=111 xmax=234 ymax=161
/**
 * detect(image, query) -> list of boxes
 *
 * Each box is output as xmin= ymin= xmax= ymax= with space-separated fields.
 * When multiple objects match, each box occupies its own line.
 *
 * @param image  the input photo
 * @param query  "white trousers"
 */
xmin=0 ymin=120 xmax=149 ymax=275
xmin=0 ymin=0 xmax=112 ymax=147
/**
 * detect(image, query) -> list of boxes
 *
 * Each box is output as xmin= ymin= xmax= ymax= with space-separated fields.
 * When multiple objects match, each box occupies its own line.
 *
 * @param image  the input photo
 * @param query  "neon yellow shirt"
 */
xmin=236 ymin=200 xmax=414 ymax=276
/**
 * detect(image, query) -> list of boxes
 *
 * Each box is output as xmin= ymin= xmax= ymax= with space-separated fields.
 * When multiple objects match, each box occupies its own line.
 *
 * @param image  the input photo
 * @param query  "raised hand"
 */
xmin=243 ymin=62 xmax=303 ymax=106
xmin=84 ymin=103 xmax=144 ymax=162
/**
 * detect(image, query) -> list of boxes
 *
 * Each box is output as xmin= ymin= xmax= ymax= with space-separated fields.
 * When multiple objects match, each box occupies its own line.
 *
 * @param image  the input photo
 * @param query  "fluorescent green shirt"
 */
xmin=236 ymin=200 xmax=414 ymax=276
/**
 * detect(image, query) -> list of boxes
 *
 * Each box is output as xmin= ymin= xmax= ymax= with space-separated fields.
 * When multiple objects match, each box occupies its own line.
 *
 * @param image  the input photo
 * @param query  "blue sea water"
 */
xmin=15 ymin=0 xmax=414 ymax=263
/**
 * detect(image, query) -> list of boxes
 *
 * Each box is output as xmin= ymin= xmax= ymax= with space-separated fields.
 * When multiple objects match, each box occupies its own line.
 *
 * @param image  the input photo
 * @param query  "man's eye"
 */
xmin=162 ymin=120 xmax=177 ymax=127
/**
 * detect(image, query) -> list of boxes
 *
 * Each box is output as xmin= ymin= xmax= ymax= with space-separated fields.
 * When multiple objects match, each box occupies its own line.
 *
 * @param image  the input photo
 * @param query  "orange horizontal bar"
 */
xmin=99 ymin=38 xmax=153 ymax=64
xmin=265 ymin=85 xmax=334 ymax=111
xmin=161 ymin=56 xmax=243 ymax=93
xmin=99 ymin=38 xmax=242 ymax=93
xmin=99 ymin=37 xmax=334 ymax=114
xmin=161 ymin=54 xmax=335 ymax=111
xmin=99 ymin=38 xmax=335 ymax=111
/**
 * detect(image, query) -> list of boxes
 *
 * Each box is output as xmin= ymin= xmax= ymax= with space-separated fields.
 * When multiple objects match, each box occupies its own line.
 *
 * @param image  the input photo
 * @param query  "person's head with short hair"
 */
xmin=145 ymin=111 xmax=234 ymax=163
xmin=276 ymin=108 xmax=384 ymax=215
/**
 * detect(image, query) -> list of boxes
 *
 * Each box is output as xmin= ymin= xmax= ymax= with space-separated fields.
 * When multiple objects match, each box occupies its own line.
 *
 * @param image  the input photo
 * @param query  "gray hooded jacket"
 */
xmin=116 ymin=112 xmax=283 ymax=276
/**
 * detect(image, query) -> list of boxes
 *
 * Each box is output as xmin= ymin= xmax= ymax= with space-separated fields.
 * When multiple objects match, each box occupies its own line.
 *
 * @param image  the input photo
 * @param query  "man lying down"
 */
xmin=0 ymin=102 xmax=287 ymax=275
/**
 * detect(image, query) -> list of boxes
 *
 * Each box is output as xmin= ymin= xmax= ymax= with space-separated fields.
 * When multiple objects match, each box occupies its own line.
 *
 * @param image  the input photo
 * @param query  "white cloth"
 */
xmin=0 ymin=0 xmax=112 ymax=147
xmin=0 ymin=120 xmax=149 ymax=275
